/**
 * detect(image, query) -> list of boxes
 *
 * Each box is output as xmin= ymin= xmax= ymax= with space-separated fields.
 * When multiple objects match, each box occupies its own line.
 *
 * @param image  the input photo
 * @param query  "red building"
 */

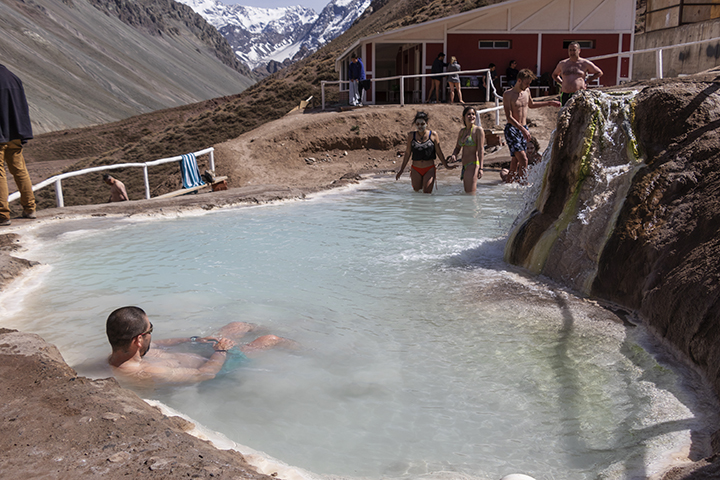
xmin=336 ymin=0 xmax=636 ymax=104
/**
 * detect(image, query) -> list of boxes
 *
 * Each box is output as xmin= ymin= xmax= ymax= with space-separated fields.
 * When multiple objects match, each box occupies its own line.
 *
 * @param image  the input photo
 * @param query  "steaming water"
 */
xmin=2 ymin=178 xmax=716 ymax=480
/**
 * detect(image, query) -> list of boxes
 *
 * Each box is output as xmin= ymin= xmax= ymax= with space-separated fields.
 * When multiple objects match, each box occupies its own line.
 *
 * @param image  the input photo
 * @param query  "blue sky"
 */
xmin=225 ymin=0 xmax=329 ymax=12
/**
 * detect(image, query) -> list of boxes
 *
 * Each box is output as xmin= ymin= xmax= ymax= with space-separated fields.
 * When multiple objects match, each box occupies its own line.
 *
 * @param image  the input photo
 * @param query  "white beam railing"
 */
xmin=8 ymin=147 xmax=214 ymax=208
xmin=586 ymin=36 xmax=720 ymax=80
xmin=322 ymin=68 xmax=494 ymax=109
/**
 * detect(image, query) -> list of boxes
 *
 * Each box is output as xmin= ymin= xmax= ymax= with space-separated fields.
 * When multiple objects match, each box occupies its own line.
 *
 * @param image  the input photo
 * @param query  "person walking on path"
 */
xmin=0 ymin=64 xmax=35 ymax=226
xmin=447 ymin=57 xmax=464 ymax=104
xmin=348 ymin=53 xmax=366 ymax=106
xmin=552 ymin=41 xmax=603 ymax=106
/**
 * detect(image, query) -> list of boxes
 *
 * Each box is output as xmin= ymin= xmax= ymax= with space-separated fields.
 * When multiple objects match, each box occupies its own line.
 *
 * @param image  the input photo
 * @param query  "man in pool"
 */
xmin=502 ymin=69 xmax=560 ymax=183
xmin=106 ymin=306 xmax=296 ymax=385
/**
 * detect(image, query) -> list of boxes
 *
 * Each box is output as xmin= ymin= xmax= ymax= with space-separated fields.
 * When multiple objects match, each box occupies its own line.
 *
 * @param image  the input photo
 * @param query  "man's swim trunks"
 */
xmin=218 ymin=348 xmax=250 ymax=376
xmin=504 ymin=123 xmax=528 ymax=156
xmin=560 ymin=91 xmax=576 ymax=106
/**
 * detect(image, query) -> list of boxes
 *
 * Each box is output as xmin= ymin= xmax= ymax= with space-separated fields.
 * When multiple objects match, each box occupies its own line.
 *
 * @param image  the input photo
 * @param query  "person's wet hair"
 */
xmin=517 ymin=69 xmax=537 ymax=81
xmin=413 ymin=111 xmax=429 ymax=125
xmin=107 ymin=306 xmax=148 ymax=349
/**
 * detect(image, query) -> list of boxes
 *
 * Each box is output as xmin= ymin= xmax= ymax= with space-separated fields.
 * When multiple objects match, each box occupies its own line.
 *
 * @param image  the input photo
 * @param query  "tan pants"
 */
xmin=0 ymin=139 xmax=35 ymax=220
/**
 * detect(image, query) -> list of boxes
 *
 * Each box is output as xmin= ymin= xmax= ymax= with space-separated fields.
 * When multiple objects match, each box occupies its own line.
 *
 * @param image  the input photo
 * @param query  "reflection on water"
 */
xmin=1 ymin=178 xmax=716 ymax=480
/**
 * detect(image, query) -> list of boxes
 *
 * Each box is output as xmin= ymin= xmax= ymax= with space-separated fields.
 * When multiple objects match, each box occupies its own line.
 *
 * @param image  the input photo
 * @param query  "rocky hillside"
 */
xmin=0 ymin=0 xmax=256 ymax=134
xmin=20 ymin=0 xmax=494 ymax=208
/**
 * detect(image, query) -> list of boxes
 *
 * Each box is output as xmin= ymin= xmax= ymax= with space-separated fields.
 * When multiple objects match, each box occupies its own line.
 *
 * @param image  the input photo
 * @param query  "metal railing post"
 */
xmin=495 ymin=97 xmax=501 ymax=125
xmin=143 ymin=166 xmax=150 ymax=200
xmin=55 ymin=179 xmax=64 ymax=208
xmin=321 ymin=81 xmax=326 ymax=110
xmin=656 ymin=49 xmax=664 ymax=79
xmin=209 ymin=149 xmax=215 ymax=171
xmin=486 ymin=72 xmax=491 ymax=102
xmin=400 ymin=76 xmax=405 ymax=106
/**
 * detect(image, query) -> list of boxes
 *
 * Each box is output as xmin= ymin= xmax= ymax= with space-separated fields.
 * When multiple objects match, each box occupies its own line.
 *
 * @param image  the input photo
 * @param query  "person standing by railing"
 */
xmin=348 ymin=53 xmax=366 ymax=107
xmin=0 ymin=64 xmax=35 ymax=226
xmin=426 ymin=53 xmax=447 ymax=103
xmin=103 ymin=174 xmax=129 ymax=202
xmin=447 ymin=57 xmax=464 ymax=104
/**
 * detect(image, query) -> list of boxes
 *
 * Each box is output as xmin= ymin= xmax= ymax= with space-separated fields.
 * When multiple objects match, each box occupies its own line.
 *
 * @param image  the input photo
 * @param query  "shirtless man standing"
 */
xmin=502 ymin=69 xmax=561 ymax=183
xmin=552 ymin=42 xmax=603 ymax=106
xmin=106 ymin=306 xmax=295 ymax=386
xmin=103 ymin=174 xmax=129 ymax=202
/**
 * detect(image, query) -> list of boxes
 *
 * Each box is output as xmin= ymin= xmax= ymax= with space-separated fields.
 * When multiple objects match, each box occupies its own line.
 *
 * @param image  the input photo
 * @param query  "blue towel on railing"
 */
xmin=180 ymin=153 xmax=205 ymax=189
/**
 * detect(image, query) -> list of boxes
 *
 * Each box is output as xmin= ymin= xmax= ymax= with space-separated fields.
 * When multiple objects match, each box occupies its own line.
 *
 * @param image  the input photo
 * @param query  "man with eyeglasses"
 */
xmin=106 ymin=306 xmax=295 ymax=385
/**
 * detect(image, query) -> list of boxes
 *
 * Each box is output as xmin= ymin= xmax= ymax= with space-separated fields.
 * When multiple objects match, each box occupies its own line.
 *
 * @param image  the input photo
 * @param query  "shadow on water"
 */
xmin=444 ymin=237 xmax=716 ymax=477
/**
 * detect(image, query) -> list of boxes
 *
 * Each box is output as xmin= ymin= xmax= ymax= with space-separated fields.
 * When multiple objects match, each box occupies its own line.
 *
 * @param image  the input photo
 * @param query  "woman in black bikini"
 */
xmin=395 ymin=112 xmax=455 ymax=193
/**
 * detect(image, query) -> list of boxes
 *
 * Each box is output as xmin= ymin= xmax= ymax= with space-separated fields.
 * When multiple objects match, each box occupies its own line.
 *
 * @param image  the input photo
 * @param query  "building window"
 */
xmin=478 ymin=40 xmax=511 ymax=49
xmin=563 ymin=40 xmax=595 ymax=49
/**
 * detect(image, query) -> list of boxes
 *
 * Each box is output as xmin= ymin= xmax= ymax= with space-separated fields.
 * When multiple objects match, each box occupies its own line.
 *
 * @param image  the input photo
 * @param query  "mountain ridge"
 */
xmin=178 ymin=0 xmax=372 ymax=74
xmin=0 ymin=0 xmax=256 ymax=134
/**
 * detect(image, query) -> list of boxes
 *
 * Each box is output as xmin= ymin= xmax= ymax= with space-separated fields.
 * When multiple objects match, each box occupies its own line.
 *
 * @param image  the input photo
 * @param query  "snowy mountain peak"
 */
xmin=177 ymin=0 xmax=371 ymax=72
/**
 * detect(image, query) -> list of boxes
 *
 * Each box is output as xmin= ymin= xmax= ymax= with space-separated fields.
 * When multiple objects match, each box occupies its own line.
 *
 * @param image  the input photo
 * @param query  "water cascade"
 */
xmin=505 ymin=90 xmax=643 ymax=294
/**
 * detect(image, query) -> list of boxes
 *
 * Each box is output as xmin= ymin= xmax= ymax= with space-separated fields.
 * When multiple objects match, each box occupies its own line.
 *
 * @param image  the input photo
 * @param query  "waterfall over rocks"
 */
xmin=504 ymin=78 xmax=720 ymax=470
xmin=505 ymin=89 xmax=643 ymax=294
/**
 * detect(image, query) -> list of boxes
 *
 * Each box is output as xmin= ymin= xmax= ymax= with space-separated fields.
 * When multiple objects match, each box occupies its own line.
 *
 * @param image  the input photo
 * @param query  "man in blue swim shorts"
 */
xmin=502 ymin=69 xmax=561 ymax=183
xmin=106 ymin=306 xmax=297 ymax=386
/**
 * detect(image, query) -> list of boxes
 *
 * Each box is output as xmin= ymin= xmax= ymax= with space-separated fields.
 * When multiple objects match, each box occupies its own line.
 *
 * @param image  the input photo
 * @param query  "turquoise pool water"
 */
xmin=2 ymin=178 xmax=715 ymax=480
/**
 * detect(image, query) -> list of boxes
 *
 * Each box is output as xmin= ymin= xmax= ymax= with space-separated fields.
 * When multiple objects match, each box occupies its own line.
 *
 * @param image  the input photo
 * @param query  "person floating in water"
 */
xmin=395 ymin=111 xmax=456 ymax=193
xmin=106 ymin=306 xmax=296 ymax=385
xmin=502 ymin=69 xmax=560 ymax=183
xmin=448 ymin=106 xmax=485 ymax=194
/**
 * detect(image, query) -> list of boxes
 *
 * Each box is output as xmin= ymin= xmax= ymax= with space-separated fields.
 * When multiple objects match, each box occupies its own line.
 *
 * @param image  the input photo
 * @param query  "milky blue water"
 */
xmin=2 ymin=178 xmax=715 ymax=480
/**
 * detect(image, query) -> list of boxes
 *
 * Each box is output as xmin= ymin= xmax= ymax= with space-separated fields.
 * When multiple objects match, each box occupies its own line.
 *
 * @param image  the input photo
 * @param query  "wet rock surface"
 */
xmin=505 ymin=72 xmax=720 ymax=479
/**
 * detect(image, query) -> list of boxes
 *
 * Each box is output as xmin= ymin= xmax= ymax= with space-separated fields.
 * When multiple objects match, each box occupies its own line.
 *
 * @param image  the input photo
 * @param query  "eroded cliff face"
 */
xmin=505 ymin=73 xmax=720 ymax=476
xmin=593 ymin=79 xmax=720 ymax=399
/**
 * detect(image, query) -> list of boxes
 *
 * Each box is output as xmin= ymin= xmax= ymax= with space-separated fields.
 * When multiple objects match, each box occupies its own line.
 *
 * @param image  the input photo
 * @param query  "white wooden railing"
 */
xmin=322 ymin=68 xmax=494 ymax=109
xmin=587 ymin=36 xmax=720 ymax=80
xmin=8 ymin=147 xmax=214 ymax=208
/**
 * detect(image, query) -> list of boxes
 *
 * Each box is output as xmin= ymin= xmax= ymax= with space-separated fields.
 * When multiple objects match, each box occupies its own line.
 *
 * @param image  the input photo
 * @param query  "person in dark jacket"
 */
xmin=426 ymin=53 xmax=447 ymax=103
xmin=348 ymin=53 xmax=366 ymax=106
xmin=0 ymin=64 xmax=35 ymax=226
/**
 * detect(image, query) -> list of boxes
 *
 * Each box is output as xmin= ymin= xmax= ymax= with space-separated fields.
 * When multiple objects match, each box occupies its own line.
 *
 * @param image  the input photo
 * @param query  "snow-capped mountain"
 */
xmin=178 ymin=0 xmax=372 ymax=73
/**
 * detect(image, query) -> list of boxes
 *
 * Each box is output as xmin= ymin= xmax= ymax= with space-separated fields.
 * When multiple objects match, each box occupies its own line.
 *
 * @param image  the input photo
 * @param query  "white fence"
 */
xmin=587 ymin=35 xmax=720 ymax=80
xmin=321 ymin=68 xmax=495 ymax=109
xmin=322 ymin=68 xmax=506 ymax=124
xmin=9 ymin=147 xmax=214 ymax=208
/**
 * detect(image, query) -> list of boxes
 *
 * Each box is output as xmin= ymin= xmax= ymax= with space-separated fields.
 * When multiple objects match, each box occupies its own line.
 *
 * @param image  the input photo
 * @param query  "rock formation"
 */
xmin=505 ymin=73 xmax=720 ymax=478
